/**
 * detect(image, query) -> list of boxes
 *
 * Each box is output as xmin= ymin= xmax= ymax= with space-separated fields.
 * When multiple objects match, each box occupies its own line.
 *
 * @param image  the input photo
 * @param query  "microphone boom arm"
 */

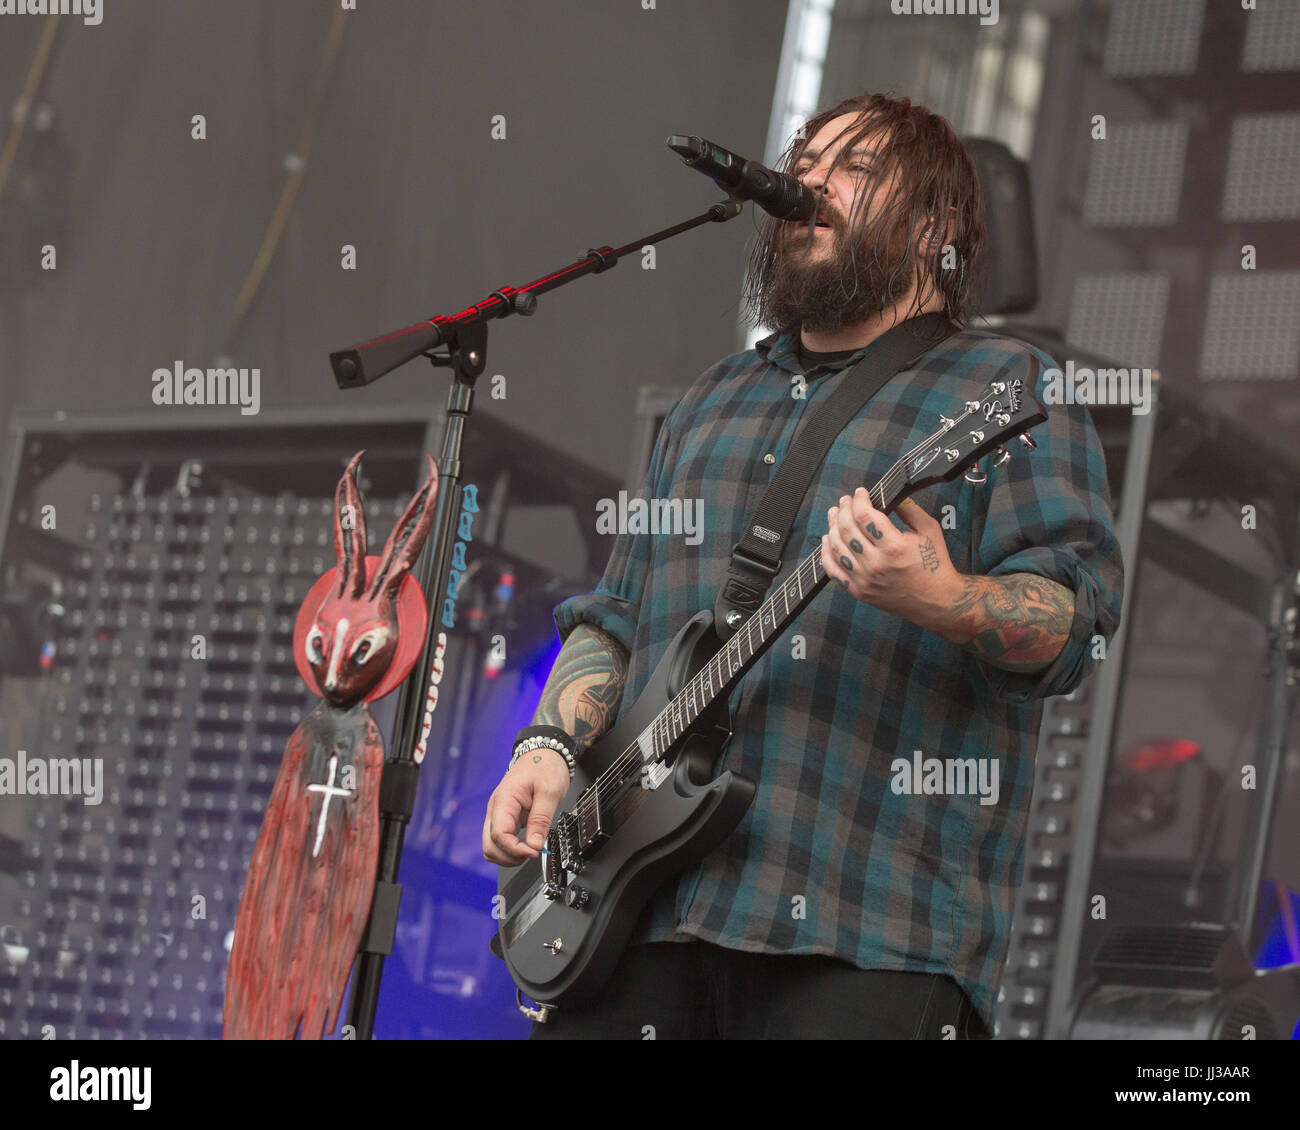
xmin=329 ymin=196 xmax=743 ymax=389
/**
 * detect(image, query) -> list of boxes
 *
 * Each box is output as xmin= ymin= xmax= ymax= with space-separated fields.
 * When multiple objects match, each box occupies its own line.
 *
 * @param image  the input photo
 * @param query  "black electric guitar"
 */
xmin=495 ymin=377 xmax=1047 ymax=1013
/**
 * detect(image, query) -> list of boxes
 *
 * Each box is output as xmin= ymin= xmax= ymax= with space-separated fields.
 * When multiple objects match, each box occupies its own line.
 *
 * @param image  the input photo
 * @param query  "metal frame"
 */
xmin=1043 ymin=379 xmax=1161 ymax=1039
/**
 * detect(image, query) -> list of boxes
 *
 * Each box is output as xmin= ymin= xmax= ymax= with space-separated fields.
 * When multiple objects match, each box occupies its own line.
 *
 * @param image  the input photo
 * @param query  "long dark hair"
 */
xmin=742 ymin=92 xmax=987 ymax=331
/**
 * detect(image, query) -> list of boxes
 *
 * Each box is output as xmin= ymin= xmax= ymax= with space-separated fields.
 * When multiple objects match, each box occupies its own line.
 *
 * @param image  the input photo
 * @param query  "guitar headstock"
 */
xmin=901 ymin=376 xmax=1047 ymax=493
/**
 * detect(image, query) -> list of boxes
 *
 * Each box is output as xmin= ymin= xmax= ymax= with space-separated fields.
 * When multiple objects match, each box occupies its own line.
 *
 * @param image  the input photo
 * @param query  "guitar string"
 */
xmin=568 ymin=403 xmax=985 ymax=830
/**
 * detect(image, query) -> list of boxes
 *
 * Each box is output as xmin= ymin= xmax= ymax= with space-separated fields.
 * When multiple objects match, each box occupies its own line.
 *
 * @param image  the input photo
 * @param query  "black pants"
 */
xmin=528 ymin=939 xmax=990 ymax=1040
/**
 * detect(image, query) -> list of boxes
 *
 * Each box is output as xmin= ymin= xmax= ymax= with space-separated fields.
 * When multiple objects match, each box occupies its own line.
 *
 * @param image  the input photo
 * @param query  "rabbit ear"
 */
xmin=333 ymin=451 xmax=369 ymax=599
xmin=369 ymin=454 xmax=440 ymax=603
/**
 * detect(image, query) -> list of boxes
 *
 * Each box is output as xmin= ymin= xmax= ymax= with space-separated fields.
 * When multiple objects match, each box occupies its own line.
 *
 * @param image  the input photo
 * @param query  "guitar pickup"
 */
xmin=574 ymin=787 xmax=608 ymax=858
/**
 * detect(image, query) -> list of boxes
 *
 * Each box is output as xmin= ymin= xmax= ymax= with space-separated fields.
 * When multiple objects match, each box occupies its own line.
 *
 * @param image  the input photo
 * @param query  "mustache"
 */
xmin=782 ymin=212 xmax=841 ymax=242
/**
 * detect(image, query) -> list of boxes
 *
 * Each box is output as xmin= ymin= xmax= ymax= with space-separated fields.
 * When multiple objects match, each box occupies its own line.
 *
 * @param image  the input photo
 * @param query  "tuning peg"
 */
xmin=1018 ymin=433 xmax=1037 ymax=450
xmin=963 ymin=465 xmax=988 ymax=485
xmin=993 ymin=447 xmax=1012 ymax=468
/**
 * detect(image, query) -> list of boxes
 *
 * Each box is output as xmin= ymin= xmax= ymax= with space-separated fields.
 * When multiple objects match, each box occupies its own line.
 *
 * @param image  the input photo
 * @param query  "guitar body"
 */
xmin=496 ymin=610 xmax=757 ymax=1006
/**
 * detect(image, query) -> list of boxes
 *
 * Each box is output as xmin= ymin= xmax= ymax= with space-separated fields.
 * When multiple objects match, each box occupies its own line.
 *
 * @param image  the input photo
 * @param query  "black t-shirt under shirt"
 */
xmin=796 ymin=337 xmax=860 ymax=377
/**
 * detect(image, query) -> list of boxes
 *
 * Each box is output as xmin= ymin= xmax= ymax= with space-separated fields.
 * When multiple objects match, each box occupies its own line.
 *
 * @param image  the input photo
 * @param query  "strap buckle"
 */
xmin=731 ymin=544 xmax=781 ymax=579
xmin=721 ymin=546 xmax=782 ymax=614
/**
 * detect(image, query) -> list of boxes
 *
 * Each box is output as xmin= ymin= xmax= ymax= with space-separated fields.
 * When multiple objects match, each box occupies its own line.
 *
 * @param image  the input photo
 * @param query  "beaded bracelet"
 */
xmin=510 ymin=726 xmax=577 ymax=779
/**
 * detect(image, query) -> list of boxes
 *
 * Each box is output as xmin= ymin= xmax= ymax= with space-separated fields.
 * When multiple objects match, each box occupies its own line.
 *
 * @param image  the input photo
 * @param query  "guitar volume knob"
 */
xmin=564 ymin=885 xmax=590 ymax=910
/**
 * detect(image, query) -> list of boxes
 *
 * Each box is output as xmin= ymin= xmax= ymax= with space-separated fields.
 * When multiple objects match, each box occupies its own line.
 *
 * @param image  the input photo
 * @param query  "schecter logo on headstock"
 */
xmin=981 ymin=378 xmax=1023 ymax=425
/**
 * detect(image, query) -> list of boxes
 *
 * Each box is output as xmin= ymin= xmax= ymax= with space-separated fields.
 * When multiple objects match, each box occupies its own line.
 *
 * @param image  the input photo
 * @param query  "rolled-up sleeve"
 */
xmin=969 ymin=349 xmax=1125 ymax=704
xmin=552 ymin=396 xmax=683 ymax=655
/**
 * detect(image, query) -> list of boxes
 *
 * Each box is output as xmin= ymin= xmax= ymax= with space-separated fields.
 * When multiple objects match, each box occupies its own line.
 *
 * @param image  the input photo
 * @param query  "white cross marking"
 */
xmin=306 ymin=754 xmax=352 ymax=858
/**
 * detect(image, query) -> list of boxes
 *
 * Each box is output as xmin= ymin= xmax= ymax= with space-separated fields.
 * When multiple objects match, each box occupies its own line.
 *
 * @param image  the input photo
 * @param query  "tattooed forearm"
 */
xmin=531 ymin=624 xmax=629 ymax=754
xmin=943 ymin=573 xmax=1075 ymax=673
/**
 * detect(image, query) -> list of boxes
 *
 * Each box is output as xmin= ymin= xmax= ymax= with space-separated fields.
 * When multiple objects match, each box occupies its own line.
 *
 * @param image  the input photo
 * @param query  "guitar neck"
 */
xmin=643 ymin=463 xmax=915 ymax=761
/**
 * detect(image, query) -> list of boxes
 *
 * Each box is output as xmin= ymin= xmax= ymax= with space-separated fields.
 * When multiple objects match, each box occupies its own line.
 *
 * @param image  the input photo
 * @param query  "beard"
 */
xmin=756 ymin=218 xmax=915 ymax=334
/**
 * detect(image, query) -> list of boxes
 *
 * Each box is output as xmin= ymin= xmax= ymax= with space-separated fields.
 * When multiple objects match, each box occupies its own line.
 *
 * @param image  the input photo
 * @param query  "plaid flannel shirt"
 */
xmin=553 ymin=325 xmax=1124 ymax=1032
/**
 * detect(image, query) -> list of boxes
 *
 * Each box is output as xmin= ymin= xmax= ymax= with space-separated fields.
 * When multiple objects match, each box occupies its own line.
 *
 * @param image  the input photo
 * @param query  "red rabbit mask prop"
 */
xmin=224 ymin=450 xmax=439 ymax=1040
xmin=304 ymin=449 xmax=439 ymax=705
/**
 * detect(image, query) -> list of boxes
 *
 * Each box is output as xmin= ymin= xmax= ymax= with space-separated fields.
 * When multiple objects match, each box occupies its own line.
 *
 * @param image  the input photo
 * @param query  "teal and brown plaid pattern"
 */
xmin=553 ymin=327 xmax=1124 ymax=1032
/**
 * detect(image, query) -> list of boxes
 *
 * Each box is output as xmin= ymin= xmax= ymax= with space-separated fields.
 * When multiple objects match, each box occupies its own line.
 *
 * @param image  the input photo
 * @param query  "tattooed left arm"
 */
xmin=936 ymin=573 xmax=1075 ymax=673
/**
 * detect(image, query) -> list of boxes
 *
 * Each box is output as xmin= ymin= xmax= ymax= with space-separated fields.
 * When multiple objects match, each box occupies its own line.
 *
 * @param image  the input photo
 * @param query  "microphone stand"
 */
xmin=331 ymin=195 xmax=744 ymax=1039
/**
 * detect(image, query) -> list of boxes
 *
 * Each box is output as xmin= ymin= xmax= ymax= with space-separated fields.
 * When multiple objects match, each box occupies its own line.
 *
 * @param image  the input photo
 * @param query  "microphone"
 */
xmin=667 ymin=135 xmax=818 ymax=222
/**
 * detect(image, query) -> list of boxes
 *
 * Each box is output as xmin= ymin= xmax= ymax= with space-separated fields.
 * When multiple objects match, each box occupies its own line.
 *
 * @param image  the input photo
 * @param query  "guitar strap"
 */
xmin=712 ymin=312 xmax=958 ymax=641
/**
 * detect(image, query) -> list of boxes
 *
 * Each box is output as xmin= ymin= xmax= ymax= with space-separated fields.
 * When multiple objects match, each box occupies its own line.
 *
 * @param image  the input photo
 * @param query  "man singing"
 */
xmin=483 ymin=92 xmax=1123 ymax=1039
